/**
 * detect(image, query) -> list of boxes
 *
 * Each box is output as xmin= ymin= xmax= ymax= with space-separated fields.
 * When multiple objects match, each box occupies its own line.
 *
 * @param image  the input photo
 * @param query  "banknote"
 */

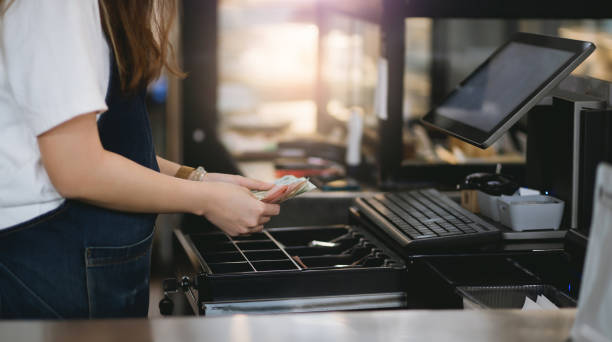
xmin=253 ymin=175 xmax=317 ymax=203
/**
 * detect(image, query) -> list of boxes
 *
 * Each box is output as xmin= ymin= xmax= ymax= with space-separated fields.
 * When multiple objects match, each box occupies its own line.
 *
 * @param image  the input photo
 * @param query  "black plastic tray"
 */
xmin=175 ymin=225 xmax=407 ymax=302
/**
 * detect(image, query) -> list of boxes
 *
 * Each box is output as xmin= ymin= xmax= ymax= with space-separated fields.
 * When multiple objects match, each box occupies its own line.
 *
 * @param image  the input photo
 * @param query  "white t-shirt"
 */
xmin=0 ymin=0 xmax=110 ymax=229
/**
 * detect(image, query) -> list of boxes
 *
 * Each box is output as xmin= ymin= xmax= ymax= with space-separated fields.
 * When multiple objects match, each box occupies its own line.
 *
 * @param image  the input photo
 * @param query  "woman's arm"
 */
xmin=156 ymin=156 xmax=181 ymax=177
xmin=38 ymin=113 xmax=279 ymax=235
xmin=156 ymin=155 xmax=274 ymax=191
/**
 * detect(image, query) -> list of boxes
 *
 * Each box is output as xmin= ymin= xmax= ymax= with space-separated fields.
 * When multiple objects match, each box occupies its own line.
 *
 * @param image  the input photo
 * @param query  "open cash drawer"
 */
xmin=172 ymin=225 xmax=408 ymax=316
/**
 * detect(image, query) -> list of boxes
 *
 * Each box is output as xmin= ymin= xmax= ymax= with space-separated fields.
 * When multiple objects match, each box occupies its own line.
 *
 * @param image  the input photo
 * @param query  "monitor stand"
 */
xmin=527 ymin=76 xmax=610 ymax=234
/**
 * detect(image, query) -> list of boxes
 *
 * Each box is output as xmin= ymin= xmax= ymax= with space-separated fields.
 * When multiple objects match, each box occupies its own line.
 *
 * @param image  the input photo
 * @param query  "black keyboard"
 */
xmin=355 ymin=189 xmax=500 ymax=251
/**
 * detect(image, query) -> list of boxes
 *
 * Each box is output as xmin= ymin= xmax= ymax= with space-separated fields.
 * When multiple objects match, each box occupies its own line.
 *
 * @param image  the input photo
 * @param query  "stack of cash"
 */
xmin=253 ymin=175 xmax=317 ymax=203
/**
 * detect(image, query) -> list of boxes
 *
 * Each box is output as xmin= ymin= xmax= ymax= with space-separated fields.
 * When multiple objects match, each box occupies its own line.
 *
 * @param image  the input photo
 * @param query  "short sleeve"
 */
xmin=2 ymin=0 xmax=109 ymax=135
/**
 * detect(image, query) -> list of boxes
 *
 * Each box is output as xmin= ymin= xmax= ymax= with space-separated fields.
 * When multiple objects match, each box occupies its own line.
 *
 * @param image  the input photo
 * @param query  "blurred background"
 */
xmin=146 ymin=0 xmax=612 ymax=315
xmin=148 ymin=0 xmax=612 ymax=183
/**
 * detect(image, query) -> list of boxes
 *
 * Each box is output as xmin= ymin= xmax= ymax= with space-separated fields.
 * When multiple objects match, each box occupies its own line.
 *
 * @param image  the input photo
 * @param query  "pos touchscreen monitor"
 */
xmin=421 ymin=33 xmax=595 ymax=149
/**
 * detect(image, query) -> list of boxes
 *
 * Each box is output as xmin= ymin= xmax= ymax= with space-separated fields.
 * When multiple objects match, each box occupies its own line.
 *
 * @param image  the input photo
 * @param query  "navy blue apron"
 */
xmin=0 ymin=55 xmax=159 ymax=319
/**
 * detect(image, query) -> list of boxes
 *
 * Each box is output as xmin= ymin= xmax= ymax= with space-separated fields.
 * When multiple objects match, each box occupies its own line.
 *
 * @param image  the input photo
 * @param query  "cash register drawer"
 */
xmin=172 ymin=224 xmax=409 ymax=315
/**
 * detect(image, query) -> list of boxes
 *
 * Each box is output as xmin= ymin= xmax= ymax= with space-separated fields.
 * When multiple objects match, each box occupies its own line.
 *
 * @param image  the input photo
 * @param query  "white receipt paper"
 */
xmin=521 ymin=295 xmax=559 ymax=311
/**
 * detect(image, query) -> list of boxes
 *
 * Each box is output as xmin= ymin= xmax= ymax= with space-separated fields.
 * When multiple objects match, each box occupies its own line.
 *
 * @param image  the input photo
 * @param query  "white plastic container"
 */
xmin=497 ymin=195 xmax=565 ymax=231
xmin=477 ymin=191 xmax=501 ymax=221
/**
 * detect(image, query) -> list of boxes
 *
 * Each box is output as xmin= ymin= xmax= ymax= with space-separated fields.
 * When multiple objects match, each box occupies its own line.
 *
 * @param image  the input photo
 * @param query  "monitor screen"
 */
xmin=421 ymin=33 xmax=595 ymax=148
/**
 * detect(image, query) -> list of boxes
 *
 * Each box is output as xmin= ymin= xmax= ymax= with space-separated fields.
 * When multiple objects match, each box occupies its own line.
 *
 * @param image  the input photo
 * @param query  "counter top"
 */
xmin=1 ymin=308 xmax=576 ymax=342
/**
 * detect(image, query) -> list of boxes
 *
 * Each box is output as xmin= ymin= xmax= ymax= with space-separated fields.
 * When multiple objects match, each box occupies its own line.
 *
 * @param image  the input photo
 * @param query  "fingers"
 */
xmin=238 ymin=176 xmax=274 ymax=191
xmin=228 ymin=224 xmax=265 ymax=236
xmin=234 ymin=225 xmax=264 ymax=236
xmin=203 ymin=174 xmax=273 ymax=192
xmin=258 ymin=216 xmax=271 ymax=225
xmin=262 ymin=203 xmax=280 ymax=216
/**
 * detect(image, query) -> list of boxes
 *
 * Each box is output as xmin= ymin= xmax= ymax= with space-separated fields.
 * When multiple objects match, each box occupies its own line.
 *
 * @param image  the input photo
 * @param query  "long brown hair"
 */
xmin=0 ymin=0 xmax=14 ymax=15
xmin=1 ymin=0 xmax=184 ymax=93
xmin=100 ymin=0 xmax=185 ymax=92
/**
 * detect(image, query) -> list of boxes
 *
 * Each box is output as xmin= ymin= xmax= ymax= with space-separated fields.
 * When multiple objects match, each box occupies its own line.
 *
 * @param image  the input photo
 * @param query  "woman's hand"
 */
xmin=198 ymin=181 xmax=280 ymax=236
xmin=203 ymin=173 xmax=274 ymax=191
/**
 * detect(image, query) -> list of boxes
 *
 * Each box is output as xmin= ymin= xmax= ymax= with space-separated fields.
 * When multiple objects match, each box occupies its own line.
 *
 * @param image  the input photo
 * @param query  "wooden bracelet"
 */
xmin=175 ymin=165 xmax=195 ymax=179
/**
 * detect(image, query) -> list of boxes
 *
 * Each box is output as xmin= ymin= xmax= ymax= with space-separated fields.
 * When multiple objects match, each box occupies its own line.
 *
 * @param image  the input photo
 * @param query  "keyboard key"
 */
xmin=413 ymin=234 xmax=437 ymax=239
xmin=403 ymin=229 xmax=420 ymax=236
xmin=438 ymin=231 xmax=461 ymax=236
xmin=468 ymin=223 xmax=486 ymax=231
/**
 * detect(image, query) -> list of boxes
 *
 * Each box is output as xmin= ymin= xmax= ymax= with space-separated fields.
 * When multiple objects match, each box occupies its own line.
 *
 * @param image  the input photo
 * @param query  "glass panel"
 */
xmin=218 ymin=1 xmax=382 ymax=158
xmin=218 ymin=0 xmax=318 ymax=156
xmin=322 ymin=14 xmax=380 ymax=131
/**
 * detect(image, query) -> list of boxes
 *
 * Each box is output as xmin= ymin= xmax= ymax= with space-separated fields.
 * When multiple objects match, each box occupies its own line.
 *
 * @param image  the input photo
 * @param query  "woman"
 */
xmin=0 ymin=0 xmax=280 ymax=319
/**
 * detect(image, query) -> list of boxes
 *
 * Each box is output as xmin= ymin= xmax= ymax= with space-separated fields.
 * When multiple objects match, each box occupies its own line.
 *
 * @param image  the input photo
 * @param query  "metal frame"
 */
xmin=402 ymin=0 xmax=612 ymax=19
xmin=378 ymin=0 xmax=406 ymax=184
